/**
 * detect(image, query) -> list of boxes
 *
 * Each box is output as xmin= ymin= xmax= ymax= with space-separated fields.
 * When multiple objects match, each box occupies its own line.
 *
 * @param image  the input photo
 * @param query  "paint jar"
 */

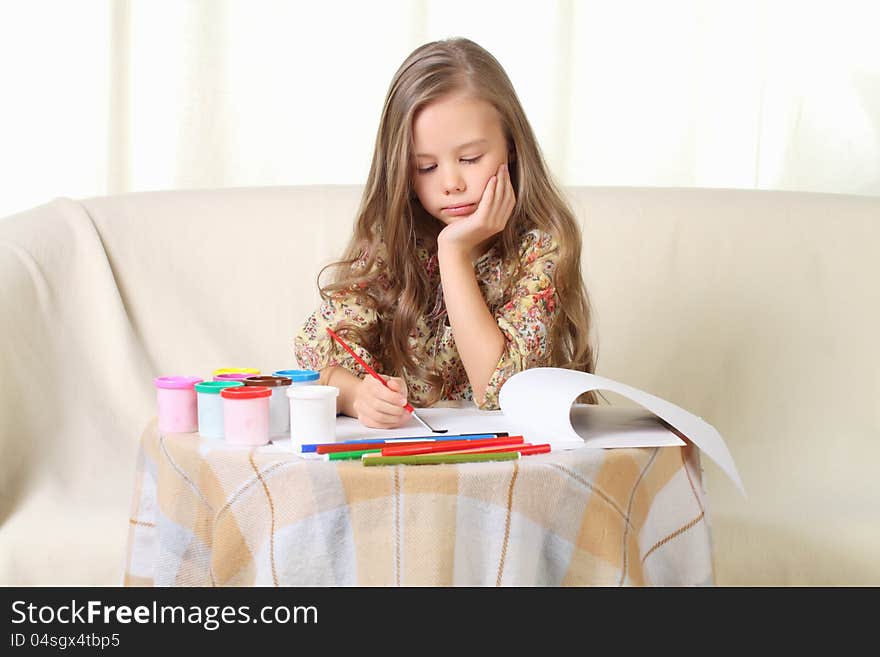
xmin=287 ymin=385 xmax=339 ymax=450
xmin=273 ymin=370 xmax=320 ymax=425
xmin=220 ymin=385 xmax=272 ymax=446
xmin=213 ymin=368 xmax=260 ymax=382
xmin=273 ymin=369 xmax=320 ymax=386
xmin=214 ymin=372 xmax=256 ymax=383
xmin=243 ymin=375 xmax=293 ymax=438
xmin=154 ymin=376 xmax=203 ymax=433
xmin=195 ymin=380 xmax=244 ymax=439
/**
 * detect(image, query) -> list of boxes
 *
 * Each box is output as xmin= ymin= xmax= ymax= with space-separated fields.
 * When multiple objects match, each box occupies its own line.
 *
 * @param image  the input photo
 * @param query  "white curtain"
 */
xmin=1 ymin=0 xmax=878 ymax=219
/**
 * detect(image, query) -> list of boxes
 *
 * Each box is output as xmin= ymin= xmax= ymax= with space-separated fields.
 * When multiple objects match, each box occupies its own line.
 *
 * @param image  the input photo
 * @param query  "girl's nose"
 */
xmin=443 ymin=172 xmax=465 ymax=194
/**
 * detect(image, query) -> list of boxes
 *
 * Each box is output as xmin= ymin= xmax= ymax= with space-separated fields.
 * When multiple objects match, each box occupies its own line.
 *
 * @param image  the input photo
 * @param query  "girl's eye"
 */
xmin=417 ymin=155 xmax=483 ymax=174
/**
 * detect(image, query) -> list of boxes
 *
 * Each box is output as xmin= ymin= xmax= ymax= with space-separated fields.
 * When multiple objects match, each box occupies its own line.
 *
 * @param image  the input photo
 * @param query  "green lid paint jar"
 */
xmin=195 ymin=380 xmax=245 ymax=439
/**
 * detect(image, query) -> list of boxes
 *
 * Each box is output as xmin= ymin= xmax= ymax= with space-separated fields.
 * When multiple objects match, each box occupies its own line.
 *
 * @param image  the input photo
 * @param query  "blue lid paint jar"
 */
xmin=273 ymin=369 xmax=320 ymax=384
xmin=275 ymin=370 xmax=320 ymax=440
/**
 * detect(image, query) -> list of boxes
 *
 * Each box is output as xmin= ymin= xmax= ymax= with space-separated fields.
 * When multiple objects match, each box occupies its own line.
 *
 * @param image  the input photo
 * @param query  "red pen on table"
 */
xmin=325 ymin=327 xmax=447 ymax=433
xmin=381 ymin=436 xmax=524 ymax=457
xmin=449 ymin=443 xmax=551 ymax=457
xmin=362 ymin=443 xmax=551 ymax=460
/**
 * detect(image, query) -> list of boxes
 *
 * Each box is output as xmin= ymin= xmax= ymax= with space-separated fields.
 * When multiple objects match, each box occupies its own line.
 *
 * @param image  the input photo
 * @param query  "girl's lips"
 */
xmin=442 ymin=203 xmax=476 ymax=216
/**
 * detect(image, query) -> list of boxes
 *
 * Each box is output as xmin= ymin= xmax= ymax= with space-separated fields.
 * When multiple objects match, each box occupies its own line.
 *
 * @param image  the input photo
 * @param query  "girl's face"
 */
xmin=411 ymin=92 xmax=511 ymax=226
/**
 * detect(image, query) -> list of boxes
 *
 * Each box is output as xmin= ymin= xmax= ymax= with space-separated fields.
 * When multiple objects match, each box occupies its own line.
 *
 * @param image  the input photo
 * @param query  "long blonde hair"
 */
xmin=318 ymin=37 xmax=597 ymax=405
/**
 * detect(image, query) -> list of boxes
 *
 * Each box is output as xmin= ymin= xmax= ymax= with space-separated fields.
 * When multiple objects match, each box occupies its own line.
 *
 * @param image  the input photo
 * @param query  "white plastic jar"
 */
xmin=287 ymin=385 xmax=339 ymax=451
xmin=195 ymin=380 xmax=244 ymax=439
xmin=274 ymin=369 xmax=319 ymax=430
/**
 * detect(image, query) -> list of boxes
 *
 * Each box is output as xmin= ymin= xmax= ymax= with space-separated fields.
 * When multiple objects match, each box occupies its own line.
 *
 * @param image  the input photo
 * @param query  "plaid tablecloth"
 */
xmin=124 ymin=418 xmax=714 ymax=586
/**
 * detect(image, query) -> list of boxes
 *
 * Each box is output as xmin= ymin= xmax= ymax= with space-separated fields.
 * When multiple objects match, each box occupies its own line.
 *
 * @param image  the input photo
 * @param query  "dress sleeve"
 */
xmin=478 ymin=230 xmax=561 ymax=410
xmin=293 ymin=291 xmax=381 ymax=379
xmin=294 ymin=243 xmax=390 ymax=378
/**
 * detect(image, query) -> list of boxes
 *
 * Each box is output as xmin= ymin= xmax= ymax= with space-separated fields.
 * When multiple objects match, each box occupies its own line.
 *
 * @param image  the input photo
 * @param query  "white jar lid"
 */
xmin=286 ymin=384 xmax=339 ymax=400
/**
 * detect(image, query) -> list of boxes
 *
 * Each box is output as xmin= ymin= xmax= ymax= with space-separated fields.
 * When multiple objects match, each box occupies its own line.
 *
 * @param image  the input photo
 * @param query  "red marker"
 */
xmin=463 ymin=444 xmax=551 ymax=456
xmin=381 ymin=436 xmax=524 ymax=457
xmin=363 ymin=443 xmax=551 ymax=459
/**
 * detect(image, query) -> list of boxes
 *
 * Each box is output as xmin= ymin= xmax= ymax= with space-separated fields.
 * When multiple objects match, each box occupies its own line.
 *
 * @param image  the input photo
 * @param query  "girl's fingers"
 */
xmin=486 ymin=180 xmax=506 ymax=230
xmin=502 ymin=167 xmax=515 ymax=212
xmin=364 ymin=377 xmax=409 ymax=415
xmin=482 ymin=176 xmax=497 ymax=214
xmin=494 ymin=164 xmax=512 ymax=219
xmin=479 ymin=176 xmax=498 ymax=227
xmin=497 ymin=168 xmax=509 ymax=210
xmin=491 ymin=176 xmax=502 ymax=211
xmin=362 ymin=405 xmax=411 ymax=428
xmin=357 ymin=376 xmax=411 ymax=428
xmin=373 ymin=398 xmax=410 ymax=418
xmin=368 ymin=376 xmax=407 ymax=406
xmin=386 ymin=376 xmax=408 ymax=401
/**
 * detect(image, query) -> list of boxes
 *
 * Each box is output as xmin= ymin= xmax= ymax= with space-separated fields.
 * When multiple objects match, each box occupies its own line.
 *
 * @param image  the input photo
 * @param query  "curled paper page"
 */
xmin=498 ymin=367 xmax=745 ymax=496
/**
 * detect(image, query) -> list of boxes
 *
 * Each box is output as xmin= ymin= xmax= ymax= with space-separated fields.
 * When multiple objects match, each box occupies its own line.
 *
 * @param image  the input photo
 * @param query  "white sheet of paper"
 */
xmin=278 ymin=367 xmax=744 ymax=496
xmin=498 ymin=367 xmax=745 ymax=495
xmin=333 ymin=406 xmax=517 ymax=440
xmin=569 ymin=405 xmax=685 ymax=449
xmin=285 ymin=401 xmax=685 ymax=458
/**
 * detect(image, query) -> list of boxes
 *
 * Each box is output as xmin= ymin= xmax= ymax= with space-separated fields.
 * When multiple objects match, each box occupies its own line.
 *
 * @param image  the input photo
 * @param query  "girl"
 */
xmin=294 ymin=37 xmax=597 ymax=429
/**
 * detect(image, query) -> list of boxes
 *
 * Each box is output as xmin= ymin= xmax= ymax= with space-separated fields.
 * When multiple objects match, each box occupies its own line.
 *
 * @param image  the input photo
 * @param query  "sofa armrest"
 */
xmin=0 ymin=199 xmax=153 ymax=584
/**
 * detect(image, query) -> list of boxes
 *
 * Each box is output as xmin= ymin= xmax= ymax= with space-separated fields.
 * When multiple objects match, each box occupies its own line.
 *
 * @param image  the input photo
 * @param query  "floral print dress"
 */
xmin=293 ymin=228 xmax=561 ymax=411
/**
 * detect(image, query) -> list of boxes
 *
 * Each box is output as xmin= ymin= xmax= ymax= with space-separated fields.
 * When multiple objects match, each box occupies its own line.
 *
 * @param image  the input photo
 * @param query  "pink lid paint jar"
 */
xmin=154 ymin=376 xmax=204 ymax=433
xmin=220 ymin=385 xmax=272 ymax=446
xmin=243 ymin=375 xmax=292 ymax=438
xmin=214 ymin=372 xmax=256 ymax=383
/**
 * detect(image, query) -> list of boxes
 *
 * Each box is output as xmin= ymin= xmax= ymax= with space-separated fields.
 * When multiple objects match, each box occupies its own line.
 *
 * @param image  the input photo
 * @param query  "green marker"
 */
xmin=362 ymin=451 xmax=520 ymax=466
xmin=326 ymin=448 xmax=382 ymax=461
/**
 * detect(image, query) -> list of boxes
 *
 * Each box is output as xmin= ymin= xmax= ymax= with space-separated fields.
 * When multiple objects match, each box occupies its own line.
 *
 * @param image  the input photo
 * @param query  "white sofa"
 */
xmin=1 ymin=185 xmax=878 ymax=586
